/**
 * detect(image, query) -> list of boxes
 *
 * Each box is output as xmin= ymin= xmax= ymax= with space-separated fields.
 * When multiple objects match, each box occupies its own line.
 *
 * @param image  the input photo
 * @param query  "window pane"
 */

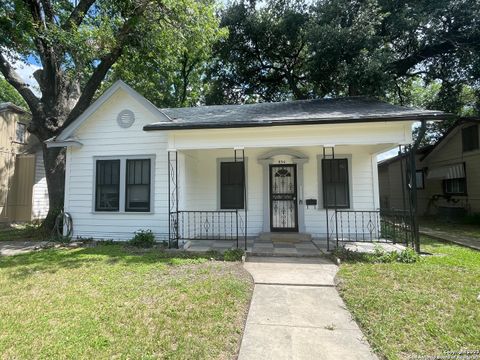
xmin=444 ymin=178 xmax=466 ymax=195
xmin=462 ymin=125 xmax=479 ymax=152
xmin=416 ymin=170 xmax=424 ymax=189
xmin=15 ymin=123 xmax=26 ymax=143
xmin=96 ymin=160 xmax=120 ymax=211
xmin=126 ymin=159 xmax=151 ymax=211
xmin=322 ymin=159 xmax=349 ymax=208
xmin=220 ymin=162 xmax=244 ymax=209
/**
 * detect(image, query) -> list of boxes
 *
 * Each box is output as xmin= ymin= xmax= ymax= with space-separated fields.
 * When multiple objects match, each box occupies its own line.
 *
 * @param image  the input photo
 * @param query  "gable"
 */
xmin=56 ymin=81 xmax=170 ymax=142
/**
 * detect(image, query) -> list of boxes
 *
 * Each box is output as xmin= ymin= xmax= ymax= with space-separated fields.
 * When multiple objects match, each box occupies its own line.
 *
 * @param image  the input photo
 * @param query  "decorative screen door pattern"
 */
xmin=270 ymin=164 xmax=298 ymax=232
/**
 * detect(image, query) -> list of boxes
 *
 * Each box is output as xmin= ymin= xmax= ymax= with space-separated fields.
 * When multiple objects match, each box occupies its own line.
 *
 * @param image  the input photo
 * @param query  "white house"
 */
xmin=47 ymin=81 xmax=448 ymax=249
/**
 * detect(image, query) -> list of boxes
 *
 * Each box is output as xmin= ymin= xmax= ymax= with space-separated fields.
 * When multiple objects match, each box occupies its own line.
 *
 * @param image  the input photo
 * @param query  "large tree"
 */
xmin=208 ymin=0 xmax=480 ymax=139
xmin=0 ymin=0 xmax=221 ymax=228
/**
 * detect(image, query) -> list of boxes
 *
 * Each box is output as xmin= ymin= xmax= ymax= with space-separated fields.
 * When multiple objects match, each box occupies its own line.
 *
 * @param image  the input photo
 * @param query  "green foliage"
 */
xmin=0 ymin=76 xmax=27 ymax=108
xmin=109 ymin=0 xmax=226 ymax=108
xmin=396 ymin=247 xmax=421 ymax=264
xmin=208 ymin=0 xmax=480 ymax=141
xmin=223 ymin=248 xmax=244 ymax=262
xmin=333 ymin=244 xmax=420 ymax=264
xmin=128 ymin=229 xmax=155 ymax=248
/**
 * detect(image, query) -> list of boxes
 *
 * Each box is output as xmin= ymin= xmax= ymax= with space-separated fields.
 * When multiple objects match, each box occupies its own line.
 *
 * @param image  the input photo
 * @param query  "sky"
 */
xmin=7 ymin=53 xmax=41 ymax=95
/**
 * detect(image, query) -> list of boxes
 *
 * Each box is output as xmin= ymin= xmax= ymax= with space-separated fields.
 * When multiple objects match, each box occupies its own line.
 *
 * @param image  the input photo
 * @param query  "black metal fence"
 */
xmin=169 ymin=210 xmax=246 ymax=249
xmin=326 ymin=209 xmax=415 ymax=249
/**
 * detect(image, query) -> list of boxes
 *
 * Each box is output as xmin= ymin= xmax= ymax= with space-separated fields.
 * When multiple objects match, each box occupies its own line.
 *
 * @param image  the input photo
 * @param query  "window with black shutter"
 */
xmin=462 ymin=124 xmax=479 ymax=152
xmin=95 ymin=160 xmax=120 ymax=211
xmin=126 ymin=159 xmax=151 ymax=212
xmin=220 ymin=162 xmax=244 ymax=209
xmin=322 ymin=159 xmax=350 ymax=208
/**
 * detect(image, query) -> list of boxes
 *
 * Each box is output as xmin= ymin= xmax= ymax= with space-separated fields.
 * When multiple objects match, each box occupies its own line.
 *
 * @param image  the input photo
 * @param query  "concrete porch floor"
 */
xmin=184 ymin=238 xmax=405 ymax=256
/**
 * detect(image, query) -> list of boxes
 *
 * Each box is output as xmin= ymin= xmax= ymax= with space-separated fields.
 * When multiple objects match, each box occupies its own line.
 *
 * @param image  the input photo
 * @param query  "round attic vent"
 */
xmin=117 ymin=109 xmax=135 ymax=128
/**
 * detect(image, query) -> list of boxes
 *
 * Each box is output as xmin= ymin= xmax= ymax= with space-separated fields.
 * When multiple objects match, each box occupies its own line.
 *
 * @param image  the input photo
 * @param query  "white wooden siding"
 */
xmin=65 ymin=87 xmax=410 ymax=240
xmin=31 ymin=150 xmax=49 ymax=219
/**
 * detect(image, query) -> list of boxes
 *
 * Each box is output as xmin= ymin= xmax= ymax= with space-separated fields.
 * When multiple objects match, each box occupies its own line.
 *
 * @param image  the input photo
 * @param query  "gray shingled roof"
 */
xmin=144 ymin=96 xmax=451 ymax=131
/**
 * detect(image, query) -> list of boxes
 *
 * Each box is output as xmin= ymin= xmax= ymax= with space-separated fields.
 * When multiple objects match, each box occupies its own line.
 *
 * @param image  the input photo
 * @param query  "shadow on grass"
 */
xmin=0 ymin=245 xmax=222 ymax=280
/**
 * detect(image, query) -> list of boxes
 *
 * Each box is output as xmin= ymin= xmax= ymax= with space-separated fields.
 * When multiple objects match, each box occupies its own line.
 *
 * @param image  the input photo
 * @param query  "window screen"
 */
xmin=95 ymin=160 xmax=120 ymax=211
xmin=126 ymin=159 xmax=151 ymax=212
xmin=322 ymin=159 xmax=350 ymax=208
xmin=220 ymin=162 xmax=244 ymax=209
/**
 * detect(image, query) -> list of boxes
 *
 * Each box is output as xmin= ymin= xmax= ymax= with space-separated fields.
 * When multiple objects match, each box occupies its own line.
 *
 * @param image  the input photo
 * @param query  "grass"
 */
xmin=336 ymin=237 xmax=480 ymax=360
xmin=0 ymin=245 xmax=253 ymax=359
xmin=420 ymin=218 xmax=480 ymax=240
xmin=0 ymin=223 xmax=47 ymax=241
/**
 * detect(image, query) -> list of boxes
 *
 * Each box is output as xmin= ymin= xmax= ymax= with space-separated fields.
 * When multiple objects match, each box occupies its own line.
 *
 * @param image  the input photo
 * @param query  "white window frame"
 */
xmin=15 ymin=122 xmax=26 ymax=144
xmin=92 ymin=155 xmax=155 ymax=214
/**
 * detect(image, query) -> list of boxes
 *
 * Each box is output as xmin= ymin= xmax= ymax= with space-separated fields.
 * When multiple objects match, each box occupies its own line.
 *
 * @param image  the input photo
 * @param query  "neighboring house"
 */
xmin=0 ymin=102 xmax=49 ymax=223
xmin=46 ymin=80 xmax=447 ymax=244
xmin=378 ymin=118 xmax=480 ymax=217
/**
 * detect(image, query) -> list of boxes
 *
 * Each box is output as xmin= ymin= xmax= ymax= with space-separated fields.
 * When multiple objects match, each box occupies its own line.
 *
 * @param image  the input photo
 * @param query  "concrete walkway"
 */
xmin=239 ymin=256 xmax=378 ymax=360
xmin=420 ymin=227 xmax=480 ymax=251
xmin=0 ymin=241 xmax=50 ymax=256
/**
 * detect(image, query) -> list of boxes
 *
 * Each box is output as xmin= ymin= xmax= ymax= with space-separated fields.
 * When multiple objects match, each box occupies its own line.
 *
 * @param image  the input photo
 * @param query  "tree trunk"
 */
xmin=40 ymin=144 xmax=66 ymax=232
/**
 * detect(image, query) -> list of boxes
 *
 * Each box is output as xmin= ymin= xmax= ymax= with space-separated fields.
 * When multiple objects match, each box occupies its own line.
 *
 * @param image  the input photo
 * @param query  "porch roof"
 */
xmin=144 ymin=96 xmax=451 ymax=131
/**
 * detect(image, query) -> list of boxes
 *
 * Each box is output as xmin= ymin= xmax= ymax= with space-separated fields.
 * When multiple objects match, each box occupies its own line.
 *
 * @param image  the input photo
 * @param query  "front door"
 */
xmin=270 ymin=164 xmax=298 ymax=232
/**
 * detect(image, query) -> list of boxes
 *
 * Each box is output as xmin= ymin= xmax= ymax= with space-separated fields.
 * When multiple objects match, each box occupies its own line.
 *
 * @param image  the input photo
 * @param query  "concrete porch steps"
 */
xmin=258 ymin=232 xmax=312 ymax=243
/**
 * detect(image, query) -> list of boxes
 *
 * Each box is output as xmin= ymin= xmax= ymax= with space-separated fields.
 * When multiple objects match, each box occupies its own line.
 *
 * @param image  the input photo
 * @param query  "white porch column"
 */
xmin=292 ymin=158 xmax=308 ymax=233
xmin=258 ymin=158 xmax=274 ymax=232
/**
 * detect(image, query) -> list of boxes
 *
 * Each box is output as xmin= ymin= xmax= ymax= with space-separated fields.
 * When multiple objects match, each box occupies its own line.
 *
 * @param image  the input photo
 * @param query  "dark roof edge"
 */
xmin=144 ymin=113 xmax=455 ymax=131
xmin=378 ymin=144 xmax=434 ymax=167
xmin=0 ymin=102 xmax=29 ymax=114
xmin=420 ymin=117 xmax=480 ymax=161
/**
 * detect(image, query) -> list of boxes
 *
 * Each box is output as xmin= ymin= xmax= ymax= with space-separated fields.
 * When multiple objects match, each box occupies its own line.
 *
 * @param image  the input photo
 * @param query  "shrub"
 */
xmin=129 ymin=230 xmax=155 ymax=248
xmin=370 ymin=245 xmax=397 ymax=263
xmin=332 ymin=244 xmax=420 ymax=264
xmin=223 ymin=249 xmax=244 ymax=262
xmin=396 ymin=247 xmax=420 ymax=263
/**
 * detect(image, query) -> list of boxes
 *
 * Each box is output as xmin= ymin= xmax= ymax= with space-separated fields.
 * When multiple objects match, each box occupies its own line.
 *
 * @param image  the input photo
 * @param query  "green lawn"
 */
xmin=0 ymin=223 xmax=45 ymax=241
xmin=0 ymin=245 xmax=253 ymax=359
xmin=420 ymin=218 xmax=480 ymax=240
xmin=337 ymin=237 xmax=480 ymax=360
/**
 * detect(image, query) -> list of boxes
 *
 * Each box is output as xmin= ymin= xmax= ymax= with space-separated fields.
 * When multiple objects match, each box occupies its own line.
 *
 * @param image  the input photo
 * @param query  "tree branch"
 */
xmin=64 ymin=5 xmax=150 ymax=127
xmin=0 ymin=52 xmax=41 ymax=112
xmin=388 ymin=33 xmax=480 ymax=76
xmin=62 ymin=0 xmax=96 ymax=31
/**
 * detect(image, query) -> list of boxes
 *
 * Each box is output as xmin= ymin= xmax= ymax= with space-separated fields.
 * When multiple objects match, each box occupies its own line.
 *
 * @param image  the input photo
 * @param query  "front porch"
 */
xmin=167 ymin=144 xmax=416 ymax=255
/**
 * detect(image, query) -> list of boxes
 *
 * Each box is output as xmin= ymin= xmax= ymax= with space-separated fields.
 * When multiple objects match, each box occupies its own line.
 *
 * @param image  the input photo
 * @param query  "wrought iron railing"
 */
xmin=326 ymin=209 xmax=415 ymax=249
xmin=169 ymin=210 xmax=246 ymax=249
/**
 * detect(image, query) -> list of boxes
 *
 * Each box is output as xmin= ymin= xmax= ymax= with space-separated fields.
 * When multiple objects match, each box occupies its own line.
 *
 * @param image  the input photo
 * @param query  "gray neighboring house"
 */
xmin=379 ymin=118 xmax=480 ymax=217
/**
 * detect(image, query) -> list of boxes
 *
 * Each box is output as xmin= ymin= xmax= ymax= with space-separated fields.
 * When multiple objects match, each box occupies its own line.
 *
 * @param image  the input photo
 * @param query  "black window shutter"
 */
xmin=322 ymin=159 xmax=350 ymax=208
xmin=220 ymin=162 xmax=244 ymax=209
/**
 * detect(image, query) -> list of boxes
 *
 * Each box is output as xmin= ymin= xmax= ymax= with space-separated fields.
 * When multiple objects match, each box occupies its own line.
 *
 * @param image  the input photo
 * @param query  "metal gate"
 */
xmin=270 ymin=164 xmax=298 ymax=232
